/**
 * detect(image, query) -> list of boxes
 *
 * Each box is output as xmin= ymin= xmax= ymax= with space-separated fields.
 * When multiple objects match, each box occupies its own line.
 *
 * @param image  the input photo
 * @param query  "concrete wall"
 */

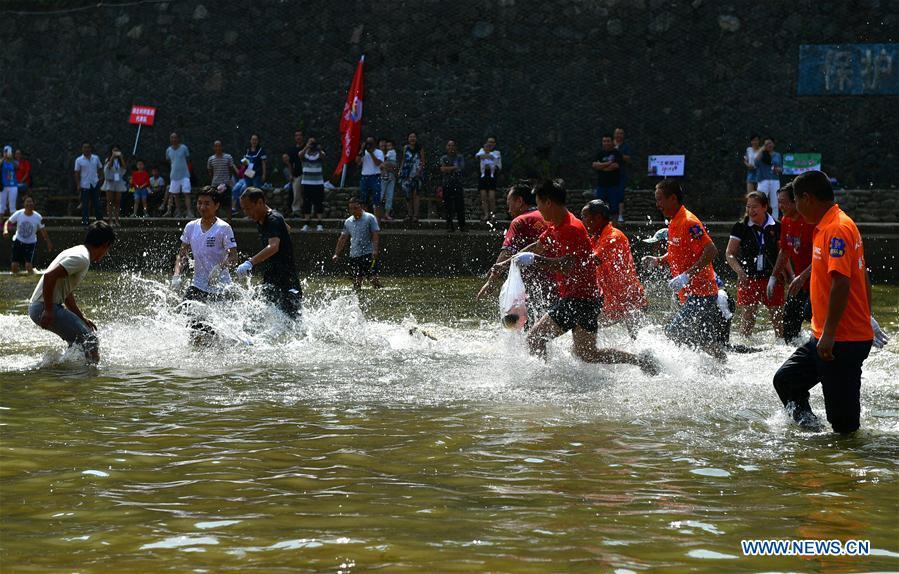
xmin=4 ymin=219 xmax=897 ymax=283
xmin=2 ymin=0 xmax=896 ymax=219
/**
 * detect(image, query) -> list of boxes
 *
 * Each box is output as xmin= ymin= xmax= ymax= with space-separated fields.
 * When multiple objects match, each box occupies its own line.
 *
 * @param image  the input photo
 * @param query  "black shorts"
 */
xmin=11 ymin=240 xmax=36 ymax=265
xmin=349 ymin=254 xmax=381 ymax=278
xmin=478 ymin=174 xmax=497 ymax=191
xmin=262 ymin=283 xmax=303 ymax=319
xmin=548 ymin=297 xmax=602 ymax=333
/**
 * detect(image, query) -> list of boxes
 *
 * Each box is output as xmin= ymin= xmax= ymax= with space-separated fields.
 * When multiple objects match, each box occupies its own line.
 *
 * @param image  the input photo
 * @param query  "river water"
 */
xmin=1 ymin=273 xmax=897 ymax=573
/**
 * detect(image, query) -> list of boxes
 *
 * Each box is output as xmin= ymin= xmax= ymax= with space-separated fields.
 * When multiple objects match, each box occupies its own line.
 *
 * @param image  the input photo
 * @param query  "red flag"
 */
xmin=334 ymin=55 xmax=365 ymax=178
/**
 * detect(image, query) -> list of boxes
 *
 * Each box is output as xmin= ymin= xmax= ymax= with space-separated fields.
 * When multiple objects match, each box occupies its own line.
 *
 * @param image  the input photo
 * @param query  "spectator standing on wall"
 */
xmin=613 ymin=128 xmax=632 ymax=223
xmin=243 ymin=134 xmax=267 ymax=188
xmin=207 ymin=140 xmax=237 ymax=216
xmin=14 ymin=149 xmax=31 ymax=198
xmin=165 ymin=132 xmax=193 ymax=218
xmin=591 ymin=134 xmax=623 ymax=221
xmin=399 ymin=132 xmax=425 ymax=222
xmin=288 ymin=129 xmax=305 ymax=217
xmin=356 ymin=136 xmax=384 ymax=212
xmin=378 ymin=138 xmax=397 ymax=221
xmin=439 ymin=140 xmax=467 ymax=233
xmin=73 ymin=142 xmax=104 ymax=227
xmin=149 ymin=166 xmax=167 ymax=214
xmin=476 ymin=136 xmax=501 ymax=222
xmin=299 ymin=136 xmax=326 ymax=232
xmin=130 ymin=159 xmax=151 ymax=217
xmin=743 ymin=135 xmax=761 ymax=193
xmin=754 ymin=138 xmax=782 ymax=218
xmin=101 ymin=145 xmax=128 ymax=227
xmin=1 ymin=146 xmax=18 ymax=217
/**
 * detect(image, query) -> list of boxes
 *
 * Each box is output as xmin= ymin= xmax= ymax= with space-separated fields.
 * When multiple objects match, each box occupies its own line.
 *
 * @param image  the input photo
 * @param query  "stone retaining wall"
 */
xmin=19 ymin=186 xmax=899 ymax=224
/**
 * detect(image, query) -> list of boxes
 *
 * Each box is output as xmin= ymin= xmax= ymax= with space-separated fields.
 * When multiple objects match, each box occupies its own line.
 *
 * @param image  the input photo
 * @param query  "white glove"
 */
xmin=236 ymin=260 xmax=253 ymax=277
xmin=514 ymin=252 xmax=536 ymax=267
xmin=766 ymin=276 xmax=777 ymax=299
xmin=170 ymin=275 xmax=182 ymax=290
xmin=871 ymin=316 xmax=889 ymax=349
xmin=668 ymin=272 xmax=689 ymax=292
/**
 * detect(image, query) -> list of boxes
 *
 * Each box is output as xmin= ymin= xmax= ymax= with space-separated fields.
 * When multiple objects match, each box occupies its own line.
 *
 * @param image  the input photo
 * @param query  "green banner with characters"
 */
xmin=783 ymin=153 xmax=822 ymax=175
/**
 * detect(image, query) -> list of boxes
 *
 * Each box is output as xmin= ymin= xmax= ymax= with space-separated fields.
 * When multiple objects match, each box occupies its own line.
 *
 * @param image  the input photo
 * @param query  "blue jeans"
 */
xmin=359 ymin=174 xmax=382 ymax=207
xmin=81 ymin=185 xmax=103 ymax=225
xmin=28 ymin=301 xmax=98 ymax=353
xmin=595 ymin=185 xmax=624 ymax=216
xmin=665 ymin=295 xmax=727 ymax=348
xmin=232 ymin=179 xmax=248 ymax=206
xmin=382 ymin=178 xmax=396 ymax=212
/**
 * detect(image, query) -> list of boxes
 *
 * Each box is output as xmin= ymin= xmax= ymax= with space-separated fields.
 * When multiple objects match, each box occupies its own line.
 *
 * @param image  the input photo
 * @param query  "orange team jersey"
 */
xmin=809 ymin=204 xmax=873 ymax=342
xmin=666 ymin=205 xmax=717 ymax=298
xmin=539 ymin=211 xmax=599 ymax=300
xmin=591 ymin=224 xmax=647 ymax=315
xmin=779 ymin=214 xmax=814 ymax=277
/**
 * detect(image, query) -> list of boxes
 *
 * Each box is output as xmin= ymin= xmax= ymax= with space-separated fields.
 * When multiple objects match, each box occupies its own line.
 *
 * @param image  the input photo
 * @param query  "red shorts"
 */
xmin=737 ymin=276 xmax=784 ymax=307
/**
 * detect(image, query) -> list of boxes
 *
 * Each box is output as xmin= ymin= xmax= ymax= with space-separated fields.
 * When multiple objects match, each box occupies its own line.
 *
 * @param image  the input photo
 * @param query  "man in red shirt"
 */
xmin=773 ymin=171 xmax=888 ymax=433
xmin=581 ymin=199 xmax=648 ymax=338
xmin=771 ymin=182 xmax=815 ymax=343
xmin=477 ymin=182 xmax=556 ymax=320
xmin=494 ymin=179 xmax=658 ymax=374
xmin=642 ymin=179 xmax=724 ymax=360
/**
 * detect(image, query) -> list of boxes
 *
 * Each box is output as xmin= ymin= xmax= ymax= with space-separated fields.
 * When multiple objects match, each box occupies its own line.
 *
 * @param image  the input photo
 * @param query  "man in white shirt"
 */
xmin=3 ymin=196 xmax=53 ymax=273
xmin=165 ymin=132 xmax=193 ymax=218
xmin=172 ymin=187 xmax=238 ymax=342
xmin=73 ymin=142 xmax=104 ymax=226
xmin=355 ymin=136 xmax=384 ymax=212
xmin=27 ymin=221 xmax=116 ymax=362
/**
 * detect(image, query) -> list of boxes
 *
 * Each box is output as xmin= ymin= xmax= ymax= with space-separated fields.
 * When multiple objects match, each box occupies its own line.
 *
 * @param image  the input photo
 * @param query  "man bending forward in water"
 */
xmin=494 ymin=179 xmax=659 ymax=375
xmin=28 ymin=221 xmax=116 ymax=362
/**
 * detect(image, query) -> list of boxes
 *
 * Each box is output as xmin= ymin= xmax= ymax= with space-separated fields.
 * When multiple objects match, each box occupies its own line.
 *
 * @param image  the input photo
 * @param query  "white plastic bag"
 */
xmin=498 ymin=261 xmax=528 ymax=330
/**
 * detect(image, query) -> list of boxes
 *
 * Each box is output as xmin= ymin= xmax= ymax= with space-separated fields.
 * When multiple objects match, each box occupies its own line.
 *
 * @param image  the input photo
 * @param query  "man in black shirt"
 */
xmin=237 ymin=187 xmax=302 ymax=319
xmin=591 ymin=134 xmax=623 ymax=219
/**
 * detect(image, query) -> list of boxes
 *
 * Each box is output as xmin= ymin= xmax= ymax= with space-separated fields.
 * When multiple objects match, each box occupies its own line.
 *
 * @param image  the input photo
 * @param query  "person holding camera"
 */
xmin=101 ymin=145 xmax=128 ymax=226
xmin=355 ymin=136 xmax=384 ymax=212
xmin=299 ymin=136 xmax=326 ymax=231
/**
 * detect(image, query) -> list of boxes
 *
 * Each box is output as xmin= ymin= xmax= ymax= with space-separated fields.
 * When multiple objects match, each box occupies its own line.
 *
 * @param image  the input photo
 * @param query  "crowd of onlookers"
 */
xmin=2 ymin=126 xmax=643 ymax=231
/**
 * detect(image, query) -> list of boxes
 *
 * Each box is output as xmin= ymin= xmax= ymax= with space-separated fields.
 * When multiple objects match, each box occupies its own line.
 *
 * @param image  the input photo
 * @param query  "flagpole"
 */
xmin=339 ymin=164 xmax=347 ymax=188
xmin=132 ymin=124 xmax=142 ymax=156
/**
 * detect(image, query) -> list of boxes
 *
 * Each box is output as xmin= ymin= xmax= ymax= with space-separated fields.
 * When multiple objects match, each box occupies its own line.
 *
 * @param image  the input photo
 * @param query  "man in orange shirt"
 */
xmin=642 ymin=179 xmax=725 ymax=360
xmin=772 ymin=182 xmax=815 ymax=342
xmin=773 ymin=171 xmax=888 ymax=433
xmin=581 ymin=199 xmax=648 ymax=338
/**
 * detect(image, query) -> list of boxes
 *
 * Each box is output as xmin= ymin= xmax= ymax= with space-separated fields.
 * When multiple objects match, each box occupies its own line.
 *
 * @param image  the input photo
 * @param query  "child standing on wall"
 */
xmin=131 ymin=160 xmax=151 ymax=217
xmin=149 ymin=166 xmax=166 ymax=213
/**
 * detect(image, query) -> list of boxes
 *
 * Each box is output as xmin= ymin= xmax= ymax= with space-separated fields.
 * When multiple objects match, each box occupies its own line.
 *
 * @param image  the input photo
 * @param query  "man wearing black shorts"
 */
xmin=237 ymin=187 xmax=302 ymax=319
xmin=332 ymin=197 xmax=382 ymax=289
xmin=493 ymin=179 xmax=658 ymax=374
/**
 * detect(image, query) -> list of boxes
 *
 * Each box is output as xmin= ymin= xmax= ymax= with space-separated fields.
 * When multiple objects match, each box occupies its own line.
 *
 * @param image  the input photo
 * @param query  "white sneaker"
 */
xmin=316 ymin=224 xmax=324 ymax=232
xmin=301 ymin=224 xmax=310 ymax=232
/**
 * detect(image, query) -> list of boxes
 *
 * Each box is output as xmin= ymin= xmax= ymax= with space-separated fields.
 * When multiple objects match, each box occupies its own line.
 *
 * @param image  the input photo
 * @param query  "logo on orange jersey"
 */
xmin=688 ymin=224 xmax=704 ymax=239
xmin=829 ymin=237 xmax=845 ymax=257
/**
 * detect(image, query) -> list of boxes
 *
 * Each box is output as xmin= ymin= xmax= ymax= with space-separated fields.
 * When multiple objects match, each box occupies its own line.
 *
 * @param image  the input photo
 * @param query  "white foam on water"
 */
xmin=140 ymin=535 xmax=219 ymax=550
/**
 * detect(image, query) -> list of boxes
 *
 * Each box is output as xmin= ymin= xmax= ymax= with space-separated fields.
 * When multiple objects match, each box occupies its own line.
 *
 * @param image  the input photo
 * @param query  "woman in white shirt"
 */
xmin=101 ymin=146 xmax=128 ymax=226
xmin=476 ymin=136 xmax=501 ymax=221
xmin=742 ymin=135 xmax=761 ymax=193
